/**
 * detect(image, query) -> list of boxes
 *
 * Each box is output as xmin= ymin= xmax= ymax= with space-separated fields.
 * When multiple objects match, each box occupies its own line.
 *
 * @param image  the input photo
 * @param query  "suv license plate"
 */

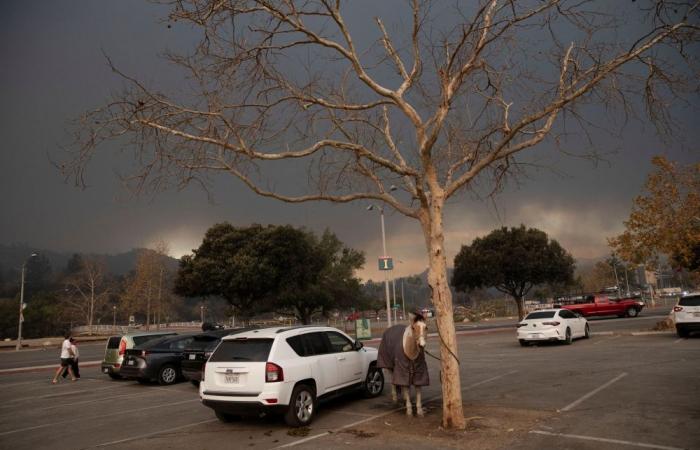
xmin=128 ymin=360 xmax=135 ymax=366
xmin=103 ymin=368 xmax=109 ymax=373
xmin=189 ymin=354 xmax=196 ymax=360
xmin=693 ymin=312 xmax=700 ymax=317
xmin=225 ymin=374 xmax=239 ymax=384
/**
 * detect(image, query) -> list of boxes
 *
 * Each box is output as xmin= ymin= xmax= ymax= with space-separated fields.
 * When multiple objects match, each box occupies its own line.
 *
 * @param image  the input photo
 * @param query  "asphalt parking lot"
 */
xmin=0 ymin=315 xmax=698 ymax=450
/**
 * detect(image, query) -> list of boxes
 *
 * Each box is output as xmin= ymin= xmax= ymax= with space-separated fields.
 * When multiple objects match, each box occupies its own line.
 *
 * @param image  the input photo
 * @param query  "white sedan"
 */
xmin=517 ymin=308 xmax=590 ymax=346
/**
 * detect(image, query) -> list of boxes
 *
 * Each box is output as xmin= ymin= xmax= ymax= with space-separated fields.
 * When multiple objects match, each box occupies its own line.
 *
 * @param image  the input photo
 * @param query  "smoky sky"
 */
xmin=1 ymin=0 xmax=698 ymax=280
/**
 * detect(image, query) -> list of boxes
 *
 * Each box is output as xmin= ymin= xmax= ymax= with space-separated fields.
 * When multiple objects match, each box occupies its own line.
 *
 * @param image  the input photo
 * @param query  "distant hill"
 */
xmin=0 ymin=244 xmax=179 ymax=277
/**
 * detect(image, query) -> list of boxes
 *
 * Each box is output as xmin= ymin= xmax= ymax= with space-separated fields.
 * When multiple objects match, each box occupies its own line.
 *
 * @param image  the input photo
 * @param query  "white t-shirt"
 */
xmin=60 ymin=339 xmax=72 ymax=359
xmin=71 ymin=344 xmax=79 ymax=360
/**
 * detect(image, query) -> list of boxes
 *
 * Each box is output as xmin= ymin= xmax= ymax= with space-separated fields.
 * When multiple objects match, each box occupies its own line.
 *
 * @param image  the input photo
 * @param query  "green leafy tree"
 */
xmin=175 ymin=223 xmax=272 ymax=321
xmin=452 ymin=226 xmax=575 ymax=320
xmin=274 ymin=230 xmax=366 ymax=324
xmin=176 ymin=224 xmax=365 ymax=324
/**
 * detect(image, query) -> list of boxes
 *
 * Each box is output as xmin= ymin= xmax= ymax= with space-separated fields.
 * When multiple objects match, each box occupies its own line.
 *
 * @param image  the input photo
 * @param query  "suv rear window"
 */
xmin=107 ymin=336 xmax=121 ymax=349
xmin=525 ymin=311 xmax=556 ymax=320
xmin=209 ymin=338 xmax=273 ymax=362
xmin=679 ymin=296 xmax=700 ymax=306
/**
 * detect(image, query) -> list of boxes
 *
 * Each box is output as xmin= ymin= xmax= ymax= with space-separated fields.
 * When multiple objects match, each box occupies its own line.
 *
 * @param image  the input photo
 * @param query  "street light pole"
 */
xmin=112 ymin=306 xmax=117 ymax=332
xmin=378 ymin=207 xmax=392 ymax=328
xmin=367 ymin=204 xmax=393 ymax=328
xmin=16 ymin=253 xmax=37 ymax=351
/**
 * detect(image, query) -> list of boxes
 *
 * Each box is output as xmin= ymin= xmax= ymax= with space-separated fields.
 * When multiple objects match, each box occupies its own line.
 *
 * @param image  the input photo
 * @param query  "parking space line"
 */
xmin=1 ymin=389 xmax=185 ymax=416
xmin=673 ymin=338 xmax=685 ymax=344
xmin=327 ymin=410 xmax=375 ymax=418
xmin=0 ymin=398 xmax=199 ymax=436
xmin=0 ymin=383 xmax=139 ymax=406
xmin=275 ymin=371 xmax=518 ymax=448
xmin=560 ymin=372 xmax=627 ymax=412
xmin=94 ymin=419 xmax=218 ymax=447
xmin=529 ymin=430 xmax=684 ymax=450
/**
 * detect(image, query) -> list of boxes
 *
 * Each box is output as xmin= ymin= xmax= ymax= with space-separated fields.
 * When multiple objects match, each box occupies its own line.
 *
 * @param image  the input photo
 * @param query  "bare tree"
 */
xmin=63 ymin=256 xmax=110 ymax=335
xmin=64 ymin=1 xmax=699 ymax=428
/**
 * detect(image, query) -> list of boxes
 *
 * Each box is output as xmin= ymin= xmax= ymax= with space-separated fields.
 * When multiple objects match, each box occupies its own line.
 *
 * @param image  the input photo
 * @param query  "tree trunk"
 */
xmin=146 ymin=281 xmax=151 ymax=331
xmin=421 ymin=199 xmax=465 ymax=429
xmin=515 ymin=295 xmax=526 ymax=321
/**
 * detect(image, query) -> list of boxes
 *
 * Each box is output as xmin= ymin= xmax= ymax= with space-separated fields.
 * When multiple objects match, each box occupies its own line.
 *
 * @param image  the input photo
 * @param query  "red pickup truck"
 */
xmin=556 ymin=294 xmax=645 ymax=318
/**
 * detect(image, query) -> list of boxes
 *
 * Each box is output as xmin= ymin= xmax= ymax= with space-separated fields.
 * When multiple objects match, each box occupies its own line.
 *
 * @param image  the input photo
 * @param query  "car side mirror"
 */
xmin=354 ymin=340 xmax=364 ymax=351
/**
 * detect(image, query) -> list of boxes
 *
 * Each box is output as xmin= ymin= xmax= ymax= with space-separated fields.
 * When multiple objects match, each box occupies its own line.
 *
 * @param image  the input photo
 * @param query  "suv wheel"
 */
xmin=563 ymin=328 xmax=572 ymax=345
xmin=108 ymin=373 xmax=122 ymax=380
xmin=363 ymin=365 xmax=384 ymax=398
xmin=158 ymin=364 xmax=179 ymax=385
xmin=677 ymin=326 xmax=689 ymax=338
xmin=285 ymin=384 xmax=316 ymax=427
xmin=626 ymin=307 xmax=639 ymax=318
xmin=519 ymin=339 xmax=529 ymax=347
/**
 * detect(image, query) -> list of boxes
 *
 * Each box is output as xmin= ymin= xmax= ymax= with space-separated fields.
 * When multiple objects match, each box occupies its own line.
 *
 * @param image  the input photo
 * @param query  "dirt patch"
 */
xmin=287 ymin=426 xmax=311 ymax=437
xmin=322 ymin=403 xmax=552 ymax=449
xmin=340 ymin=428 xmax=378 ymax=438
xmin=652 ymin=317 xmax=674 ymax=331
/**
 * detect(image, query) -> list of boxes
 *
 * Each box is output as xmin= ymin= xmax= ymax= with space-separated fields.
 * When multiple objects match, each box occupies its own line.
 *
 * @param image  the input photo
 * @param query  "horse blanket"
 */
xmin=376 ymin=325 xmax=429 ymax=387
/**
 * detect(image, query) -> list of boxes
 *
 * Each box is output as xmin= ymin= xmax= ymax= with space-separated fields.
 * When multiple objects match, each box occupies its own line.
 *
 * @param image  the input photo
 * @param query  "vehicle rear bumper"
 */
xmin=676 ymin=322 xmax=700 ymax=332
xmin=119 ymin=366 xmax=152 ymax=380
xmin=101 ymin=363 xmax=120 ymax=375
xmin=202 ymin=399 xmax=287 ymax=416
xmin=517 ymin=329 xmax=562 ymax=341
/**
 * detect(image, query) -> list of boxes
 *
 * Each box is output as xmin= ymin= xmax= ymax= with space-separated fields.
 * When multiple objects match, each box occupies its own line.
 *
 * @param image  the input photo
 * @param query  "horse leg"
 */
xmin=387 ymin=370 xmax=398 ymax=403
xmin=415 ymin=386 xmax=424 ymax=417
xmin=403 ymin=385 xmax=413 ymax=416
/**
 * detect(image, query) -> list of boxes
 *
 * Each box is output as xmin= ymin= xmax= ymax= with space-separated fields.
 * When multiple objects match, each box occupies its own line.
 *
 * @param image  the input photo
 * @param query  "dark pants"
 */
xmin=61 ymin=358 xmax=80 ymax=378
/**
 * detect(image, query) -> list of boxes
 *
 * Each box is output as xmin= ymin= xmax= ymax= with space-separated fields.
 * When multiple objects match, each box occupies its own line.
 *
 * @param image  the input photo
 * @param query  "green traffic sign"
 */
xmin=378 ymin=257 xmax=393 ymax=270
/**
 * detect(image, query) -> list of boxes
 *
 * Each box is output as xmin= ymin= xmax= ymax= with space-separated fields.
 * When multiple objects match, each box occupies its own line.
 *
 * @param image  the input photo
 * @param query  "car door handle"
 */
xmin=337 ymin=357 xmax=346 ymax=361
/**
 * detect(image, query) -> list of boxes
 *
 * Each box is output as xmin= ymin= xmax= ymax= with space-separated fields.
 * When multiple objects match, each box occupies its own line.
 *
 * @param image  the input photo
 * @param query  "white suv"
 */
xmin=199 ymin=326 xmax=384 ymax=426
xmin=672 ymin=293 xmax=700 ymax=337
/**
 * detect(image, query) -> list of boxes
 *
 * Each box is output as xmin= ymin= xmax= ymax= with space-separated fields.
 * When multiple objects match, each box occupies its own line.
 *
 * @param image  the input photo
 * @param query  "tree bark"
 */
xmin=515 ymin=295 xmax=525 ymax=321
xmin=421 ymin=199 xmax=465 ymax=429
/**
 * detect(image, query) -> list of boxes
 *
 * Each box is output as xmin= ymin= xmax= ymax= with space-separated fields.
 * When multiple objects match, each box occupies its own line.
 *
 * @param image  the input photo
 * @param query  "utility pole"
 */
xmin=16 ymin=253 xmax=37 ymax=351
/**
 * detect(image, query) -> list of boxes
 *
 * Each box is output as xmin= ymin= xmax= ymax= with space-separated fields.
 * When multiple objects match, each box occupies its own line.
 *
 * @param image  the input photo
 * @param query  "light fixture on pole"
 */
xmin=367 ymin=201 xmax=394 ymax=328
xmin=16 ymin=252 xmax=37 ymax=351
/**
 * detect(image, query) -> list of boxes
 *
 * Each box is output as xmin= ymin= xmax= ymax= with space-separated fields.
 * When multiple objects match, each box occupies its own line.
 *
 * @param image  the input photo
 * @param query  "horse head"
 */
xmin=411 ymin=313 xmax=427 ymax=349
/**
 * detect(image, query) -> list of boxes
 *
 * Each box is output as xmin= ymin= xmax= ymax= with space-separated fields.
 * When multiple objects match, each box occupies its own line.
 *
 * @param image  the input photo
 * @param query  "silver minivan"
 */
xmin=101 ymin=331 xmax=176 ymax=379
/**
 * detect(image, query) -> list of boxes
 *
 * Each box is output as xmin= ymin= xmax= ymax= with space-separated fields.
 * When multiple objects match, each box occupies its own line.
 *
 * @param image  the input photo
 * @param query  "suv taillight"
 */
xmin=516 ymin=323 xmax=527 ymax=328
xmin=673 ymin=306 xmax=683 ymax=312
xmin=265 ymin=362 xmax=284 ymax=382
xmin=118 ymin=338 xmax=126 ymax=356
xmin=542 ymin=321 xmax=560 ymax=326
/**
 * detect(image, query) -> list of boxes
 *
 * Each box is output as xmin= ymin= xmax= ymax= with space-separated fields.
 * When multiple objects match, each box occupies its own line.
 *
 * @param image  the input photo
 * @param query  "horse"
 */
xmin=376 ymin=312 xmax=429 ymax=416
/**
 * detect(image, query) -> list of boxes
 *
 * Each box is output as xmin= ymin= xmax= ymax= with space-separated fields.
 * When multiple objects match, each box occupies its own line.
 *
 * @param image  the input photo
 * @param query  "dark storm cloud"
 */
xmin=1 ymin=1 xmax=697 ymax=281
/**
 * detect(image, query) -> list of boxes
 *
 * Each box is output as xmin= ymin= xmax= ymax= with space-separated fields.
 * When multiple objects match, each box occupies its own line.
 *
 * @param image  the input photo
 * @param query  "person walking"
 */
xmin=61 ymin=337 xmax=80 ymax=379
xmin=52 ymin=333 xmax=76 ymax=383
